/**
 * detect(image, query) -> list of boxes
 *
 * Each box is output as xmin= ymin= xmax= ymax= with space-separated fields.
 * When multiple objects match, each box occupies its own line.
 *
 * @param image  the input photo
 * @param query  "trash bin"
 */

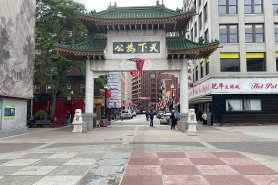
xmin=207 ymin=112 xmax=212 ymax=126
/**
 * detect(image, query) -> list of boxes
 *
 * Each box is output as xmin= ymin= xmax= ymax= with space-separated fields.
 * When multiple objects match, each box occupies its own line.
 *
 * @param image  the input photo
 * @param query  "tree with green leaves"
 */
xmin=35 ymin=0 xmax=88 ymax=120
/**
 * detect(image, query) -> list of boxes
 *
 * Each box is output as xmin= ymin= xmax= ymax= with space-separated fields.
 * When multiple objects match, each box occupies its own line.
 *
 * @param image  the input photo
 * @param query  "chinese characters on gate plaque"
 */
xmin=113 ymin=42 xmax=160 ymax=54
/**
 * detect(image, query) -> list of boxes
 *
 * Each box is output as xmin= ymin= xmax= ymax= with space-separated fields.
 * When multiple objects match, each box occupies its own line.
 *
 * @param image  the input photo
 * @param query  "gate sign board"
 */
xmin=4 ymin=105 xmax=15 ymax=120
xmin=113 ymin=42 xmax=160 ymax=54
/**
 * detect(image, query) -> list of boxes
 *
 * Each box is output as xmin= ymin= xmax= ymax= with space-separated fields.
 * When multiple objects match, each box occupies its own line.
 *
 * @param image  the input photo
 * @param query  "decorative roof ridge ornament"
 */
xmin=108 ymin=1 xmax=117 ymax=11
xmin=156 ymin=0 xmax=165 ymax=10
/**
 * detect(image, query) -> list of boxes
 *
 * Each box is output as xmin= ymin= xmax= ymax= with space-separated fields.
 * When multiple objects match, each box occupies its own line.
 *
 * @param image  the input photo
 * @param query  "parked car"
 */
xmin=160 ymin=114 xmax=171 ymax=125
xmin=156 ymin=111 xmax=164 ymax=119
xmin=136 ymin=110 xmax=143 ymax=115
xmin=121 ymin=109 xmax=132 ymax=119
xmin=153 ymin=111 xmax=157 ymax=115
xmin=131 ymin=110 xmax=136 ymax=117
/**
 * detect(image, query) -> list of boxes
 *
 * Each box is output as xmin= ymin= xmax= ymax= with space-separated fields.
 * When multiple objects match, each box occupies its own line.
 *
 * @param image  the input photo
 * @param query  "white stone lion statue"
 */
xmin=188 ymin=109 xmax=196 ymax=121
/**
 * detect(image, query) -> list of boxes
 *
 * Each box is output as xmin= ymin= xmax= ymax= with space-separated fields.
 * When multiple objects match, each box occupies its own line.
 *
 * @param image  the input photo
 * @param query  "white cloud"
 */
xmin=75 ymin=0 xmax=183 ymax=12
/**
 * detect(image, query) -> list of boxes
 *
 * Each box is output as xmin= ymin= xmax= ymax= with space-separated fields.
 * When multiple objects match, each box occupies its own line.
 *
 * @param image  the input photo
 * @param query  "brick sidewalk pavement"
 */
xmin=0 ymin=122 xmax=277 ymax=185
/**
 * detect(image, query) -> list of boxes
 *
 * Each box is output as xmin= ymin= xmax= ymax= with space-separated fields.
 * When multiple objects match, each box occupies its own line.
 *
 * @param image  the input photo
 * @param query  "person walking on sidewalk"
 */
xmin=149 ymin=110 xmax=154 ymax=127
xmin=146 ymin=111 xmax=149 ymax=121
xmin=170 ymin=110 xmax=176 ymax=130
xmin=66 ymin=110 xmax=71 ymax=127
xmin=202 ymin=112 xmax=207 ymax=126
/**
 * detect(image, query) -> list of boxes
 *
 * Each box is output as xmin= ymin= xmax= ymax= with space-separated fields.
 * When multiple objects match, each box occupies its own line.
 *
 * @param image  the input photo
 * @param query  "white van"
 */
xmin=121 ymin=109 xmax=132 ymax=119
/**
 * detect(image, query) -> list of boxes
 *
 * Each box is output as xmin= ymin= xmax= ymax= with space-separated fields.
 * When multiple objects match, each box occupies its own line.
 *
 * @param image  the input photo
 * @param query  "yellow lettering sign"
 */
xmin=150 ymin=43 xmax=158 ymax=52
xmin=114 ymin=45 xmax=124 ymax=52
xmin=138 ymin=43 xmax=147 ymax=52
xmin=126 ymin=43 xmax=136 ymax=53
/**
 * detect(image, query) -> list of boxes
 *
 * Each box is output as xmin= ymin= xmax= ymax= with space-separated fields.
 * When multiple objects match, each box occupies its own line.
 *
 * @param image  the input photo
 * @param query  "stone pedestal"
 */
xmin=180 ymin=121 xmax=186 ymax=133
xmin=82 ymin=122 xmax=87 ymax=133
xmin=177 ymin=120 xmax=181 ymax=131
xmin=187 ymin=120 xmax=197 ymax=132
xmin=87 ymin=121 xmax=93 ymax=131
xmin=186 ymin=109 xmax=197 ymax=132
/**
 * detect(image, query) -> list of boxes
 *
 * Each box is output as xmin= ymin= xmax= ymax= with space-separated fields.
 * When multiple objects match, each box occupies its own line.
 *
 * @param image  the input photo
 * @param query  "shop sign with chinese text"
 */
xmin=189 ymin=78 xmax=278 ymax=100
xmin=187 ymin=59 xmax=193 ymax=87
xmin=113 ymin=42 xmax=160 ymax=54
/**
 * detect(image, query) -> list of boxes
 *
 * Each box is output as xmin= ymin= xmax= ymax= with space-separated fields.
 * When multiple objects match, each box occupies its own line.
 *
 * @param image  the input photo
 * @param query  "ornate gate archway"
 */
xmin=54 ymin=1 xmax=219 ymax=130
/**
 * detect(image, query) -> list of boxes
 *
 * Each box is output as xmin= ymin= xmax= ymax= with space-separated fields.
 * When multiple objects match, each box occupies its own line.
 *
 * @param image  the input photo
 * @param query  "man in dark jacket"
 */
xmin=149 ymin=110 xmax=154 ymax=127
xmin=170 ymin=110 xmax=176 ymax=130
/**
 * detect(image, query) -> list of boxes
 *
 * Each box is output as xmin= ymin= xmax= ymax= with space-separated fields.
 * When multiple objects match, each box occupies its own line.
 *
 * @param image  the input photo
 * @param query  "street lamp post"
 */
xmin=71 ymin=90 xmax=74 ymax=122
xmin=47 ymin=85 xmax=51 ymax=119
xmin=104 ymin=84 xmax=108 ymax=119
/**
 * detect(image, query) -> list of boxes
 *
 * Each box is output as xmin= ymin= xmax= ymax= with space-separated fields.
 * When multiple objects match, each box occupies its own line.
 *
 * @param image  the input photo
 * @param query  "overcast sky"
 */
xmin=73 ymin=0 xmax=183 ymax=12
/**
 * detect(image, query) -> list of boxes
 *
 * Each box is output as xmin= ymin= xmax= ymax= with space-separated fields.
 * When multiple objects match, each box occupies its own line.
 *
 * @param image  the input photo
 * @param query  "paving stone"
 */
xmin=124 ymin=165 xmax=161 ymax=175
xmin=0 ymin=143 xmax=44 ymax=154
xmin=0 ymin=166 xmax=25 ymax=175
xmin=163 ymin=175 xmax=208 ymax=185
xmin=161 ymin=165 xmax=199 ymax=175
xmin=101 ymin=153 xmax=131 ymax=159
xmin=190 ymin=158 xmax=226 ymax=165
xmin=158 ymin=152 xmax=186 ymax=158
xmin=121 ymin=175 xmax=163 ymax=185
xmin=19 ymin=153 xmax=54 ymax=159
xmin=128 ymin=158 xmax=159 ymax=165
xmin=46 ymin=152 xmax=78 ymax=159
xmin=12 ymin=166 xmax=58 ymax=175
xmin=186 ymin=152 xmax=217 ymax=158
xmin=64 ymin=158 xmax=97 ymax=166
xmin=205 ymin=175 xmax=254 ymax=185
xmin=0 ymin=159 xmax=12 ymax=165
xmin=0 ymin=175 xmax=43 ymax=185
xmin=211 ymin=152 xmax=247 ymax=158
xmin=90 ymin=166 xmax=125 ymax=177
xmin=232 ymin=165 xmax=278 ymax=175
xmin=221 ymin=158 xmax=260 ymax=165
xmin=246 ymin=175 xmax=278 ymax=185
xmin=73 ymin=153 xmax=105 ymax=159
xmin=31 ymin=158 xmax=70 ymax=166
xmin=196 ymin=165 xmax=239 ymax=175
xmin=0 ymin=159 xmax=40 ymax=166
xmin=98 ymin=158 xmax=128 ymax=166
xmin=48 ymin=165 xmax=91 ymax=176
xmin=159 ymin=158 xmax=192 ymax=165
xmin=131 ymin=153 xmax=157 ymax=158
xmin=33 ymin=175 xmax=82 ymax=185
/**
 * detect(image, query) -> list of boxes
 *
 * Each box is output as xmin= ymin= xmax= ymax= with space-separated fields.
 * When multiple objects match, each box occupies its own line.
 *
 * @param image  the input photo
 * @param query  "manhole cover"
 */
xmin=187 ymin=135 xmax=198 ymax=136
xmin=105 ymin=138 xmax=122 ymax=141
xmin=127 ymin=135 xmax=134 ymax=136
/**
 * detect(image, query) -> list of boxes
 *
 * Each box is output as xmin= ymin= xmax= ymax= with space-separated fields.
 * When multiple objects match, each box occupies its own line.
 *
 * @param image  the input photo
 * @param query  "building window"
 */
xmin=194 ymin=22 xmax=197 ymax=38
xmin=274 ymin=0 xmax=278 ymax=13
xmin=245 ymin=24 xmax=264 ymax=43
xmin=206 ymin=59 xmax=209 ymax=75
xmin=80 ymin=84 xmax=85 ymax=93
xmin=219 ymin=0 xmax=237 ymax=14
xmin=195 ymin=66 xmax=198 ymax=81
xmin=246 ymin=53 xmax=266 ymax=71
xmin=201 ymin=62 xmax=204 ymax=78
xmin=226 ymin=99 xmax=261 ymax=111
xmin=275 ymin=24 xmax=278 ymax=41
xmin=244 ymin=0 xmax=263 ymax=14
xmin=151 ymin=74 xmax=155 ymax=78
xmin=67 ymin=84 xmax=71 ymax=89
xmin=191 ymin=28 xmax=193 ymax=41
xmin=151 ymin=84 xmax=155 ymax=88
xmin=219 ymin=25 xmax=238 ymax=43
xmin=199 ymin=12 xmax=202 ymax=30
xmin=46 ymin=84 xmax=51 ymax=93
xmin=220 ymin=53 xmax=240 ymax=72
xmin=276 ymin=53 xmax=278 ymax=71
xmin=34 ymin=84 xmax=40 ymax=93
xmin=204 ymin=30 xmax=209 ymax=42
xmin=204 ymin=3 xmax=208 ymax=22
xmin=194 ymin=0 xmax=196 ymax=10
xmin=199 ymin=0 xmax=202 ymax=7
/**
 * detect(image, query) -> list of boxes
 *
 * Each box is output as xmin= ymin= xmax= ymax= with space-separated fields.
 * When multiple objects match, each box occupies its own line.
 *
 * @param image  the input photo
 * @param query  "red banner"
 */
xmin=106 ymin=90 xmax=111 ymax=98
xmin=138 ymin=97 xmax=150 ymax=100
xmin=170 ymin=89 xmax=173 ymax=96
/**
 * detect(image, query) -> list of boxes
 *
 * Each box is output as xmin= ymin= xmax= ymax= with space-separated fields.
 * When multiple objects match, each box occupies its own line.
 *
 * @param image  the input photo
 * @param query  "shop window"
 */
xmin=246 ymin=53 xmax=266 ymax=71
xmin=220 ymin=53 xmax=240 ymax=72
xmin=244 ymin=0 xmax=263 ymax=14
xmin=226 ymin=99 xmax=261 ymax=111
xmin=219 ymin=0 xmax=237 ymax=14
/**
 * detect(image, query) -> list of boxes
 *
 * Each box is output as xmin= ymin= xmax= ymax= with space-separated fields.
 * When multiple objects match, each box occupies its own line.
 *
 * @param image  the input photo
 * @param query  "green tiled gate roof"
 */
xmin=54 ymin=39 xmax=107 ymax=52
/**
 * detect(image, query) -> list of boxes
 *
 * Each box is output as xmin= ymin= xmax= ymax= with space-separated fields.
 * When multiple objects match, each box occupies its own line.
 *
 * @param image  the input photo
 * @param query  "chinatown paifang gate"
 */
xmin=54 ymin=1 xmax=219 ymax=131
